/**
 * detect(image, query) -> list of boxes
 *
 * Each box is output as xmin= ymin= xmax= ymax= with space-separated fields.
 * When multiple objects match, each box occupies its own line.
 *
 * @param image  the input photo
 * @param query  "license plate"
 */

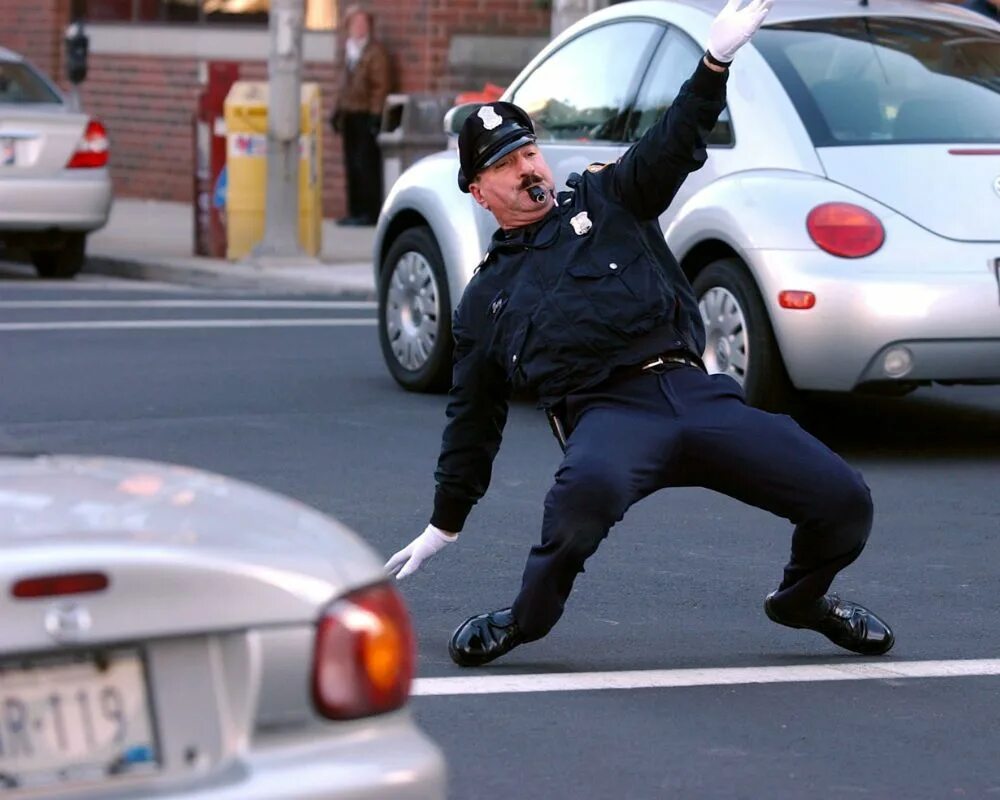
xmin=0 ymin=651 xmax=158 ymax=790
xmin=0 ymin=138 xmax=14 ymax=166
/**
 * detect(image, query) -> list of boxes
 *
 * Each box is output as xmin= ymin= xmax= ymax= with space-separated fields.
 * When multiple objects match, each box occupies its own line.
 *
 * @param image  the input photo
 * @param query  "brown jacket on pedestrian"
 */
xmin=335 ymin=40 xmax=391 ymax=117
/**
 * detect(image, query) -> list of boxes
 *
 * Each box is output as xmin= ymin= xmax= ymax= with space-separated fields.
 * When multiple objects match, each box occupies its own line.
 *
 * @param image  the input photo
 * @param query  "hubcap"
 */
xmin=698 ymin=286 xmax=749 ymax=385
xmin=385 ymin=250 xmax=440 ymax=371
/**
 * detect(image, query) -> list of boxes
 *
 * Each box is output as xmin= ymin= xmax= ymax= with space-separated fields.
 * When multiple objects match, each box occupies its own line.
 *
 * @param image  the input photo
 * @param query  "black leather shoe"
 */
xmin=448 ymin=608 xmax=524 ymax=667
xmin=765 ymin=593 xmax=895 ymax=656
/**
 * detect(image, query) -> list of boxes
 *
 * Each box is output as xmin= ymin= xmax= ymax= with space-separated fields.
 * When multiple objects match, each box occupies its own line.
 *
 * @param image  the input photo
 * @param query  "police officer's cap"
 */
xmin=457 ymin=102 xmax=536 ymax=193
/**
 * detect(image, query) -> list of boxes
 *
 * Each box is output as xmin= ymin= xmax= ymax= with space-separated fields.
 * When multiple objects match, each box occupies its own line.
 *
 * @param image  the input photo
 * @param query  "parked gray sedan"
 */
xmin=374 ymin=0 xmax=1000 ymax=409
xmin=0 ymin=455 xmax=445 ymax=799
xmin=0 ymin=48 xmax=112 ymax=278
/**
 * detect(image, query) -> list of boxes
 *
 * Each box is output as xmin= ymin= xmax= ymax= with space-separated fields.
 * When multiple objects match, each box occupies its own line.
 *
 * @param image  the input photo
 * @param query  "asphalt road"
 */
xmin=2 ymin=273 xmax=999 ymax=799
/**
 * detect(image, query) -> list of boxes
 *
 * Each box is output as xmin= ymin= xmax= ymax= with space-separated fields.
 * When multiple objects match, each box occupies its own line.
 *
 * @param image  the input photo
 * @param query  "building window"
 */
xmin=86 ymin=0 xmax=336 ymax=29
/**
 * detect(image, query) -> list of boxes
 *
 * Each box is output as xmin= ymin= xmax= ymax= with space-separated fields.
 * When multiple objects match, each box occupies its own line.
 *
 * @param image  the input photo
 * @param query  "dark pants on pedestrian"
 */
xmin=341 ymin=111 xmax=382 ymax=223
xmin=510 ymin=366 xmax=873 ymax=642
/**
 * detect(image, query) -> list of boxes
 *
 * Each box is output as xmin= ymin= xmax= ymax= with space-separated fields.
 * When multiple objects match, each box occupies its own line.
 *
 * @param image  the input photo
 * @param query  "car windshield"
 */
xmin=754 ymin=17 xmax=1000 ymax=146
xmin=0 ymin=60 xmax=62 ymax=104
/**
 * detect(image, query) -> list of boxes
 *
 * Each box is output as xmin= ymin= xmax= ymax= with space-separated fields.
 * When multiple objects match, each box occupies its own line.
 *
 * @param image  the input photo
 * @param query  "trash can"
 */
xmin=377 ymin=93 xmax=454 ymax=198
xmin=223 ymin=81 xmax=322 ymax=261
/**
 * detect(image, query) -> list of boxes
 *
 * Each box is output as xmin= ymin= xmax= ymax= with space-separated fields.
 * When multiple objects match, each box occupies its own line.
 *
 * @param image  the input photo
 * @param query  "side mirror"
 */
xmin=443 ymin=103 xmax=481 ymax=137
xmin=64 ymin=21 xmax=89 ymax=85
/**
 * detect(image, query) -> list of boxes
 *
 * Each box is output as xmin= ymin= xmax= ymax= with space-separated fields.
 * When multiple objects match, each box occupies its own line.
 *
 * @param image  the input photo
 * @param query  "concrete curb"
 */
xmin=83 ymin=253 xmax=377 ymax=297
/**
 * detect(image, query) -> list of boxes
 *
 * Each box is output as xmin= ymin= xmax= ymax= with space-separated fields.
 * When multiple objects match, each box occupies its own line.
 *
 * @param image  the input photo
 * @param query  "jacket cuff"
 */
xmin=430 ymin=488 xmax=474 ymax=533
xmin=689 ymin=57 xmax=729 ymax=100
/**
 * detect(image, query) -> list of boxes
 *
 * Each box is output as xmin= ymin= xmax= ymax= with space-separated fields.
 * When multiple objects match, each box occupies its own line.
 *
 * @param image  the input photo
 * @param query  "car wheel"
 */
xmin=31 ymin=233 xmax=86 ymax=279
xmin=378 ymin=227 xmax=453 ymax=393
xmin=693 ymin=258 xmax=794 ymax=411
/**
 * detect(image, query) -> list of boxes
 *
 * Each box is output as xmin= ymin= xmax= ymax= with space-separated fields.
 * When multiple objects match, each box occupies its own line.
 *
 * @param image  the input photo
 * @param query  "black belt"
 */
xmin=614 ymin=351 xmax=706 ymax=381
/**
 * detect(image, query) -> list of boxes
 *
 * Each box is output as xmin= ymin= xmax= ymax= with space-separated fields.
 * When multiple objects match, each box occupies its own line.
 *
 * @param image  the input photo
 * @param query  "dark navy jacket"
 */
xmin=431 ymin=60 xmax=728 ymax=532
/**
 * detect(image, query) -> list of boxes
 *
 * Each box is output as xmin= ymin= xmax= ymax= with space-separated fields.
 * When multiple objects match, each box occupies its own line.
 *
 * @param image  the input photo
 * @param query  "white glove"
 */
xmin=384 ymin=524 xmax=458 ymax=580
xmin=707 ymin=0 xmax=774 ymax=64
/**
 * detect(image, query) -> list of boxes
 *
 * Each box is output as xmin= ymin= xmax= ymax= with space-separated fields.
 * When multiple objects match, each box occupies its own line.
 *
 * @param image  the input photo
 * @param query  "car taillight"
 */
xmin=806 ymin=202 xmax=884 ymax=258
xmin=312 ymin=582 xmax=415 ymax=721
xmin=12 ymin=572 xmax=109 ymax=598
xmin=66 ymin=119 xmax=109 ymax=169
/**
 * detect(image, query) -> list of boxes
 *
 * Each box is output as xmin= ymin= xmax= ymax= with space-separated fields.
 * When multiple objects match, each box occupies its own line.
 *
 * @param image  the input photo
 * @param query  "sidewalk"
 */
xmin=85 ymin=199 xmax=377 ymax=296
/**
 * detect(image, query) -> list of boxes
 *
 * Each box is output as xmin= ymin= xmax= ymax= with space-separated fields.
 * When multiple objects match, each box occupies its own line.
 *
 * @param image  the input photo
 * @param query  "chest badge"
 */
xmin=489 ymin=291 xmax=508 ymax=319
xmin=570 ymin=211 xmax=592 ymax=236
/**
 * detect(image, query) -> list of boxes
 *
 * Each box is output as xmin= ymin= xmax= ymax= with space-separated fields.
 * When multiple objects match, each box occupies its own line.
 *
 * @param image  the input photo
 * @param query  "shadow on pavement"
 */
xmin=793 ymin=387 xmax=1000 ymax=460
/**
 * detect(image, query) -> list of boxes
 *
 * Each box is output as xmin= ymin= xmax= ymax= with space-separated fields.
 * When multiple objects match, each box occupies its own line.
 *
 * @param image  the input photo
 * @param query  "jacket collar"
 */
xmin=486 ymin=206 xmax=561 ymax=255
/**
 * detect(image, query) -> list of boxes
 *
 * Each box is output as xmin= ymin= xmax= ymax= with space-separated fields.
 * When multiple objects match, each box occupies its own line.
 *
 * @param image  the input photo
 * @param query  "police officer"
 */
xmin=386 ymin=0 xmax=895 ymax=666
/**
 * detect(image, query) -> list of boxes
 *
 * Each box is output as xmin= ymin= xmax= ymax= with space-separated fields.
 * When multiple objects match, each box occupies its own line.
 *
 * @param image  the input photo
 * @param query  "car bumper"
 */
xmin=0 ymin=170 xmax=113 ymax=233
xmin=29 ymin=713 xmax=446 ymax=800
xmin=753 ymin=247 xmax=1000 ymax=391
xmin=184 ymin=716 xmax=447 ymax=800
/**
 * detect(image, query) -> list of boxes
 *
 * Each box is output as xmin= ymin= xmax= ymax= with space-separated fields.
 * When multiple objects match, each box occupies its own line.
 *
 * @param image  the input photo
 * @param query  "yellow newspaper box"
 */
xmin=223 ymin=81 xmax=322 ymax=260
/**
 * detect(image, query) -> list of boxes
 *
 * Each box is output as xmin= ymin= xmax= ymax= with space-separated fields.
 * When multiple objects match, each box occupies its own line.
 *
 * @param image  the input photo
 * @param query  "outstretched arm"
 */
xmin=430 ymin=302 xmax=511 ymax=533
xmin=384 ymin=293 xmax=510 ymax=580
xmin=608 ymin=0 xmax=774 ymax=219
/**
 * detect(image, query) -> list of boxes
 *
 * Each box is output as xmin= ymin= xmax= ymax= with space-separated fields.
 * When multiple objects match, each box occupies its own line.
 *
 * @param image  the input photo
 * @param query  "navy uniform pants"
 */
xmin=510 ymin=366 xmax=873 ymax=642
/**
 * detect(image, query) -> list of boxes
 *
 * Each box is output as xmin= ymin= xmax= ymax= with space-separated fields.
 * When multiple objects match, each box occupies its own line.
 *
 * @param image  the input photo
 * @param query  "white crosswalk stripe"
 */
xmin=0 ymin=300 xmax=377 ymax=309
xmin=0 ymin=318 xmax=377 ymax=331
xmin=413 ymin=659 xmax=1000 ymax=697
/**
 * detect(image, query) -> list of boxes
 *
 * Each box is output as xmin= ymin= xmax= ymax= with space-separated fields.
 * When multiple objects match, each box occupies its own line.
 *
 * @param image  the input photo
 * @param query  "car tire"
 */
xmin=693 ymin=258 xmax=795 ymax=411
xmin=31 ymin=233 xmax=86 ymax=279
xmin=378 ymin=227 xmax=453 ymax=393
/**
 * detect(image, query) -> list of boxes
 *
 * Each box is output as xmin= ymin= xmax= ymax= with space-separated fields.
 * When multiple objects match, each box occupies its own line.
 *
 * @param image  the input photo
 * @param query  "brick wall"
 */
xmin=73 ymin=56 xmax=344 ymax=210
xmin=3 ymin=0 xmax=71 ymax=80
xmin=0 ymin=1 xmax=550 ymax=216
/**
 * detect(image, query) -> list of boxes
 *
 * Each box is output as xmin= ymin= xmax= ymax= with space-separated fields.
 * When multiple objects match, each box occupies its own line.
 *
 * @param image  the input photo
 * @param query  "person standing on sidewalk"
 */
xmin=331 ymin=5 xmax=391 ymax=227
xmin=384 ymin=0 xmax=895 ymax=667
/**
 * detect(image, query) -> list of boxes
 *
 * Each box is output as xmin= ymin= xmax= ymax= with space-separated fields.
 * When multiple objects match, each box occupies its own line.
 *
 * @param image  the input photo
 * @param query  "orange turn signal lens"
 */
xmin=361 ymin=612 xmax=406 ymax=693
xmin=778 ymin=291 xmax=816 ymax=310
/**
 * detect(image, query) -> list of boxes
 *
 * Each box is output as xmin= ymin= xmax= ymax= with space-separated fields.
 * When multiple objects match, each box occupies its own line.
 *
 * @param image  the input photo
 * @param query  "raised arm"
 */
xmin=608 ymin=0 xmax=774 ymax=219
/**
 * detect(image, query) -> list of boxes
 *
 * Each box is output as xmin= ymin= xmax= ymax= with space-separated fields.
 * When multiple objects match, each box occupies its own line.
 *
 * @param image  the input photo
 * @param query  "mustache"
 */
xmin=519 ymin=175 xmax=545 ymax=191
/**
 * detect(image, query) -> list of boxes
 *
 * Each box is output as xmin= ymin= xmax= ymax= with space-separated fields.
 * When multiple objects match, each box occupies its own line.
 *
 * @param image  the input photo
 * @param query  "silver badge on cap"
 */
xmin=570 ymin=212 xmax=592 ymax=236
xmin=478 ymin=105 xmax=503 ymax=131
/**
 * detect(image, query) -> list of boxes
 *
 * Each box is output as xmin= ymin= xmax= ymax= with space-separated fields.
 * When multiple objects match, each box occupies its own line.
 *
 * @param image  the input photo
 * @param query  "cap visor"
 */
xmin=479 ymin=134 xmax=537 ymax=171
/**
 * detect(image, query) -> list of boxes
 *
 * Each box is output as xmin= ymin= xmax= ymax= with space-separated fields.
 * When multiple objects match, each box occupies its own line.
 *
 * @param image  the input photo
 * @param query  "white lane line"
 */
xmin=0 ymin=318 xmax=377 ymax=331
xmin=0 ymin=300 xmax=377 ymax=309
xmin=412 ymin=659 xmax=1000 ymax=697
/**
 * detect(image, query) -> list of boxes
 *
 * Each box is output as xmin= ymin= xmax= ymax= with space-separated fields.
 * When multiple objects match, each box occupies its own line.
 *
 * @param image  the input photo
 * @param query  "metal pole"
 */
xmin=253 ymin=0 xmax=305 ymax=260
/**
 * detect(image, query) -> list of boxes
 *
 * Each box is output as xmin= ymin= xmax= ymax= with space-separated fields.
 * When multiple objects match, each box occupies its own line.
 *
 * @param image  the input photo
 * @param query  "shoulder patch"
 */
xmin=586 ymin=162 xmax=610 ymax=173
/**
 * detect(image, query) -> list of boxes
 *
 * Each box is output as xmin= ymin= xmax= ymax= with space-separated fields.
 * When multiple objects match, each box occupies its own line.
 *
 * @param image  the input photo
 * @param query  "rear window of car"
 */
xmin=0 ymin=61 xmax=62 ymax=104
xmin=754 ymin=17 xmax=1000 ymax=146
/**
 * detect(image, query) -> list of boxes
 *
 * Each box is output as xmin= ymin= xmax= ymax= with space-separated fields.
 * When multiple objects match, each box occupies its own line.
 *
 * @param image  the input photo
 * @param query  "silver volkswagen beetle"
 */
xmin=0 ymin=455 xmax=445 ymax=799
xmin=374 ymin=0 xmax=1000 ymax=409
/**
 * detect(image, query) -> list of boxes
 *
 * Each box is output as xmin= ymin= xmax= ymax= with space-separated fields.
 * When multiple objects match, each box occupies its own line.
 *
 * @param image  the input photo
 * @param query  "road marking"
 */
xmin=0 ymin=319 xmax=377 ymax=331
xmin=412 ymin=659 xmax=1000 ymax=697
xmin=0 ymin=300 xmax=377 ymax=309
